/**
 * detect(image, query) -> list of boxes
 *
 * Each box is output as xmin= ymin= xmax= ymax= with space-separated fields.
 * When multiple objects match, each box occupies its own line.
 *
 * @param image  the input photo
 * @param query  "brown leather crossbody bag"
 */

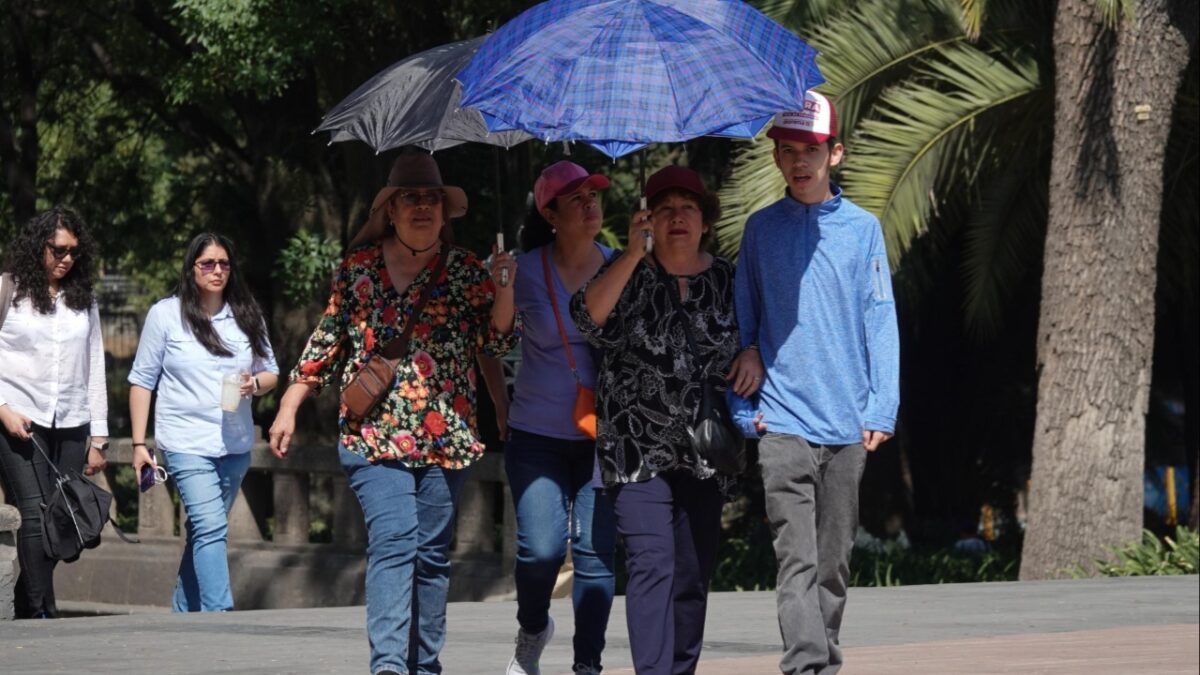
xmin=341 ymin=253 xmax=447 ymax=421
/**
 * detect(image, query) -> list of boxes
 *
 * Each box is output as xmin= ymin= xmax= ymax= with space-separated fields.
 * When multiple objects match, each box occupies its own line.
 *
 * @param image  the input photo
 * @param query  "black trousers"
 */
xmin=0 ymin=423 xmax=88 ymax=618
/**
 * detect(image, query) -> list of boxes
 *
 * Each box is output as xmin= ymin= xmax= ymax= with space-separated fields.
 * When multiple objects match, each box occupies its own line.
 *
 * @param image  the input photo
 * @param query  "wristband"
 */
xmin=132 ymin=442 xmax=147 ymax=447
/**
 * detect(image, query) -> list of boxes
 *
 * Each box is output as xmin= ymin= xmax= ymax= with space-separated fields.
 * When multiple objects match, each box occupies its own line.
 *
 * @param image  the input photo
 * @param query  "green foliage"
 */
xmin=275 ymin=230 xmax=342 ymax=305
xmin=169 ymin=0 xmax=334 ymax=103
xmin=110 ymin=464 xmax=140 ymax=534
xmin=1083 ymin=528 xmax=1199 ymax=577
xmin=849 ymin=545 xmax=1019 ymax=587
xmin=711 ymin=534 xmax=1021 ymax=590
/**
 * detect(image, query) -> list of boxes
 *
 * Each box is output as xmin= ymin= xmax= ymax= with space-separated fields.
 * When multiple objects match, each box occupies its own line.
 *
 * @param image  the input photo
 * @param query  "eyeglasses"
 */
xmin=195 ymin=259 xmax=232 ymax=274
xmin=397 ymin=191 xmax=444 ymax=207
xmin=45 ymin=244 xmax=81 ymax=260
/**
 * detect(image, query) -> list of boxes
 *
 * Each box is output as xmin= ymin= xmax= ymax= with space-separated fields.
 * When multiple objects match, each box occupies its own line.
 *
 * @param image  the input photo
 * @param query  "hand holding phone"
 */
xmin=139 ymin=463 xmax=168 ymax=493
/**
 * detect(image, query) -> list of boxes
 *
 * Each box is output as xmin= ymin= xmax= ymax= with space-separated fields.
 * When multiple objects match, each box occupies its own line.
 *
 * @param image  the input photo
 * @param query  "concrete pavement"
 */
xmin=0 ymin=576 xmax=1196 ymax=674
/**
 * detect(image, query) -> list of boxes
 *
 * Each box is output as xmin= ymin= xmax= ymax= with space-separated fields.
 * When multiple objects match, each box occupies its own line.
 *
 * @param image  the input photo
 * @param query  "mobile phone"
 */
xmin=139 ymin=464 xmax=166 ymax=492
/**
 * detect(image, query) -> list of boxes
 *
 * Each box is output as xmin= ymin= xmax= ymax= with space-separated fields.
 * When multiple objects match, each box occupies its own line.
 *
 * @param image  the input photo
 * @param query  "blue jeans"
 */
xmin=505 ymin=427 xmax=616 ymax=670
xmin=339 ymin=446 xmax=466 ymax=675
xmin=163 ymin=450 xmax=252 ymax=613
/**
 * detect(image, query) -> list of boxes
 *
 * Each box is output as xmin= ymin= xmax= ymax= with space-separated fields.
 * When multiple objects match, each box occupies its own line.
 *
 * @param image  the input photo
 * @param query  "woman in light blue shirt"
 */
xmin=128 ymin=233 xmax=278 ymax=612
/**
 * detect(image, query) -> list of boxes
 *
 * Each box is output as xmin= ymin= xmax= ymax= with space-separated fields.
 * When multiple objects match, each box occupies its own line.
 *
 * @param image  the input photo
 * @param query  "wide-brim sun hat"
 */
xmin=350 ymin=153 xmax=468 ymax=248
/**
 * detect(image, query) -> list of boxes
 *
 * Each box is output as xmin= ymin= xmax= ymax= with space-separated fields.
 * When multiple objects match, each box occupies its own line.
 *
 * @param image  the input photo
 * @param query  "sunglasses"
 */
xmin=195 ymin=259 xmax=232 ymax=274
xmin=397 ymin=190 xmax=444 ymax=207
xmin=45 ymin=244 xmax=81 ymax=260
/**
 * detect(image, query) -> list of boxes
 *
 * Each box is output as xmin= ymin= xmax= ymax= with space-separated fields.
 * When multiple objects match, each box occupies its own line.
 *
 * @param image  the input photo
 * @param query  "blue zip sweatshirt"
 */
xmin=734 ymin=184 xmax=899 ymax=444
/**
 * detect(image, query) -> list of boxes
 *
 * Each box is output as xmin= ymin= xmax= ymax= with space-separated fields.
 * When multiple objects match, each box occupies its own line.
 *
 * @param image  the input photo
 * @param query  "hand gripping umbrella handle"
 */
xmin=497 ymin=232 xmax=510 ymax=287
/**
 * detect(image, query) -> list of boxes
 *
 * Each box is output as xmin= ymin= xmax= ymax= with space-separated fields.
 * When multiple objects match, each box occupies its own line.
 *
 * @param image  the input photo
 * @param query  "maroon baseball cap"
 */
xmin=644 ymin=165 xmax=710 ymax=203
xmin=534 ymin=160 xmax=610 ymax=212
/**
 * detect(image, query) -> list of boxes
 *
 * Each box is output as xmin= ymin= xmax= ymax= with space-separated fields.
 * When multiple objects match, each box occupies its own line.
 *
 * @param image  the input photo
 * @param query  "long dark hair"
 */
xmin=519 ymin=200 xmax=556 ymax=252
xmin=2 ymin=206 xmax=97 ymax=314
xmin=177 ymin=233 xmax=270 ymax=359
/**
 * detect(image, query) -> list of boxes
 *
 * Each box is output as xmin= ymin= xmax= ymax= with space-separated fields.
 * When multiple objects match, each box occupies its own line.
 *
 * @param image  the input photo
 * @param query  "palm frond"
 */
xmin=959 ymin=0 xmax=986 ymax=40
xmin=961 ymin=149 xmax=1049 ymax=337
xmin=841 ymin=44 xmax=1040 ymax=264
xmin=751 ymin=0 xmax=848 ymax=28
xmin=809 ymin=0 xmax=965 ymax=135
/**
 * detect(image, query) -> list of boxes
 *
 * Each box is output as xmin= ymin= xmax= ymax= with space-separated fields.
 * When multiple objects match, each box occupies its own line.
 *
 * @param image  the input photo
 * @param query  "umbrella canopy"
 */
xmin=456 ymin=0 xmax=824 ymax=158
xmin=317 ymin=37 xmax=531 ymax=153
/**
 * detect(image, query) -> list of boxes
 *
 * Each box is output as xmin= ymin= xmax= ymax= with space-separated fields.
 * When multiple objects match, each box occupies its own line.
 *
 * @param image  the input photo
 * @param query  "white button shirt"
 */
xmin=0 ymin=287 xmax=109 ymax=436
xmin=128 ymin=296 xmax=278 ymax=457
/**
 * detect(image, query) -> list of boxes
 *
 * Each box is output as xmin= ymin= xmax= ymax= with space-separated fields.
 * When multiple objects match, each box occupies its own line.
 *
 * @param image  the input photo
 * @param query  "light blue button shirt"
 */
xmin=128 ymin=296 xmax=278 ymax=457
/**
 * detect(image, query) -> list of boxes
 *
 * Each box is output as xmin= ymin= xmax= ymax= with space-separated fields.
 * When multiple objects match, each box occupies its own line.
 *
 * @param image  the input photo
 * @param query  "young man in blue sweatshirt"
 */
xmin=732 ymin=91 xmax=900 ymax=675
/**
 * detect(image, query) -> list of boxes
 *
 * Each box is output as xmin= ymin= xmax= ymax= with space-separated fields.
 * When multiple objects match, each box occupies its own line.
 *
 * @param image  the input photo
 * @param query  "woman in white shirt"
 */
xmin=128 ymin=233 xmax=278 ymax=612
xmin=0 ymin=206 xmax=109 ymax=619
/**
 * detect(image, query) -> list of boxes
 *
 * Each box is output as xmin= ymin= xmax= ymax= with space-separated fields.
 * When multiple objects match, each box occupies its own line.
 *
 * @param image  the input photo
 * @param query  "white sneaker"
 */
xmin=506 ymin=616 xmax=555 ymax=675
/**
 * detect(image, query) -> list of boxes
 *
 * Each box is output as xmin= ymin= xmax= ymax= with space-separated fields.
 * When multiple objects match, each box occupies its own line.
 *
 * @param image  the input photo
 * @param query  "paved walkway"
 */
xmin=1 ymin=576 xmax=1196 ymax=674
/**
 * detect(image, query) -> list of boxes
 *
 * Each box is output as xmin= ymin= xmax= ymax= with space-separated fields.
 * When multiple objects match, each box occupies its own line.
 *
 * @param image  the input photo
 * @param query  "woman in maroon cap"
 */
xmin=569 ymin=166 xmax=761 ymax=675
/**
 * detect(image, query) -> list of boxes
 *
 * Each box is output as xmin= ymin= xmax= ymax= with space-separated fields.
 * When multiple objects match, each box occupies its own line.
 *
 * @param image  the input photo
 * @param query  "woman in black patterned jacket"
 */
xmin=569 ymin=166 xmax=762 ymax=675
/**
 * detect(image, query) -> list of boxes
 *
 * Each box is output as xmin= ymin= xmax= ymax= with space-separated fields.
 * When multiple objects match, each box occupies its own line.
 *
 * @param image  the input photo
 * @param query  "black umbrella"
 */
xmin=316 ymin=37 xmax=531 ymax=153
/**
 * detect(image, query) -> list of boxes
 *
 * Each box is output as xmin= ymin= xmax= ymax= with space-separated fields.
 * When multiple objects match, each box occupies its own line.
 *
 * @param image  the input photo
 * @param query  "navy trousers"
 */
xmin=610 ymin=471 xmax=722 ymax=675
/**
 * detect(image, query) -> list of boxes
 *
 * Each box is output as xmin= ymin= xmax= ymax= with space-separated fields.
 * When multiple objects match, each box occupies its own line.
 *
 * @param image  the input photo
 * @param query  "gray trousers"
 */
xmin=759 ymin=433 xmax=867 ymax=675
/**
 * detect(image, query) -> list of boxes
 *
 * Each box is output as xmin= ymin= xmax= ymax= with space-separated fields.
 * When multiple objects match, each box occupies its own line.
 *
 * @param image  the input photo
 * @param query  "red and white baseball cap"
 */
xmin=766 ymin=90 xmax=838 ymax=145
xmin=534 ymin=160 xmax=610 ymax=213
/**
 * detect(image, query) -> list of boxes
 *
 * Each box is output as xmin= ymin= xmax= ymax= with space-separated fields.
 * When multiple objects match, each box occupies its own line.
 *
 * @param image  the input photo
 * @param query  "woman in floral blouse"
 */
xmin=569 ymin=166 xmax=760 ymax=675
xmin=269 ymin=154 xmax=517 ymax=675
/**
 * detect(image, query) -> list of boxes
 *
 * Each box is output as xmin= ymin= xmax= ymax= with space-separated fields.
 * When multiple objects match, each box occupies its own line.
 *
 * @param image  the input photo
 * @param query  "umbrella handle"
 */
xmin=497 ymin=232 xmax=510 ymax=287
xmin=640 ymin=196 xmax=654 ymax=254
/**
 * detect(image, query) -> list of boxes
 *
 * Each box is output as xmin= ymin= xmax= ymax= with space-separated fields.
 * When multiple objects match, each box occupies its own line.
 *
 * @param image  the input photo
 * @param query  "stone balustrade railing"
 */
xmin=1 ymin=437 xmax=516 ymax=610
xmin=1 ymin=504 xmax=19 ymax=620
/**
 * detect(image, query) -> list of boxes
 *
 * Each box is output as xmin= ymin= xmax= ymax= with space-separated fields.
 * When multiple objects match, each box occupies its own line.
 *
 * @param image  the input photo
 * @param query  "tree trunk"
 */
xmin=1021 ymin=0 xmax=1198 ymax=579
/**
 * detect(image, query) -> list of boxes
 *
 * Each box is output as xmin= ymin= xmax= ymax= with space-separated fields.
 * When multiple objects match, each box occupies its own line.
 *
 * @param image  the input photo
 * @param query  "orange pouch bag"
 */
xmin=573 ymin=383 xmax=597 ymax=439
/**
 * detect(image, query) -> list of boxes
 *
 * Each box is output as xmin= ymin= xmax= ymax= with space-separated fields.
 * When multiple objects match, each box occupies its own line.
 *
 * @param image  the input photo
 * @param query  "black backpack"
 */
xmin=32 ymin=436 xmax=136 ymax=562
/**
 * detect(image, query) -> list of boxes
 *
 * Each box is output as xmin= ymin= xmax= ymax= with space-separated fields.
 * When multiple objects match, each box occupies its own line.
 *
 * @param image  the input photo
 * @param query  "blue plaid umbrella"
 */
xmin=456 ymin=0 xmax=824 ymax=158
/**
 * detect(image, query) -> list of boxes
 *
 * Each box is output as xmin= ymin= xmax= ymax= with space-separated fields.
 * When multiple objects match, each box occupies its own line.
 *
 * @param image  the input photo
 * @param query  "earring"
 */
xmin=551 ymin=227 xmax=557 ymax=234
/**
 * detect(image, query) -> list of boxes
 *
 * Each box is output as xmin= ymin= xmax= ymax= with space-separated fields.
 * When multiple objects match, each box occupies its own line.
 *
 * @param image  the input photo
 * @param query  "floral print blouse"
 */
xmin=290 ymin=243 xmax=517 ymax=467
xmin=570 ymin=255 xmax=740 ymax=491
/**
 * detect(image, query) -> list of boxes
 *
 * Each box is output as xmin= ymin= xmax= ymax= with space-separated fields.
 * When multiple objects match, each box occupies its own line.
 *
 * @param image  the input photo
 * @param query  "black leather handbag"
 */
xmin=653 ymin=256 xmax=745 ymax=475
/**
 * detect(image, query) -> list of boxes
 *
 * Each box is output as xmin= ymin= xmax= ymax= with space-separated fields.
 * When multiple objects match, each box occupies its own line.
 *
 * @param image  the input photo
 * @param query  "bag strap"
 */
xmin=30 ymin=434 xmax=66 ymax=481
xmin=379 ymin=251 xmax=448 ymax=361
xmin=541 ymin=247 xmax=581 ymax=383
xmin=33 ymin=434 xmax=140 ymax=544
xmin=0 ymin=272 xmax=14 ymax=333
